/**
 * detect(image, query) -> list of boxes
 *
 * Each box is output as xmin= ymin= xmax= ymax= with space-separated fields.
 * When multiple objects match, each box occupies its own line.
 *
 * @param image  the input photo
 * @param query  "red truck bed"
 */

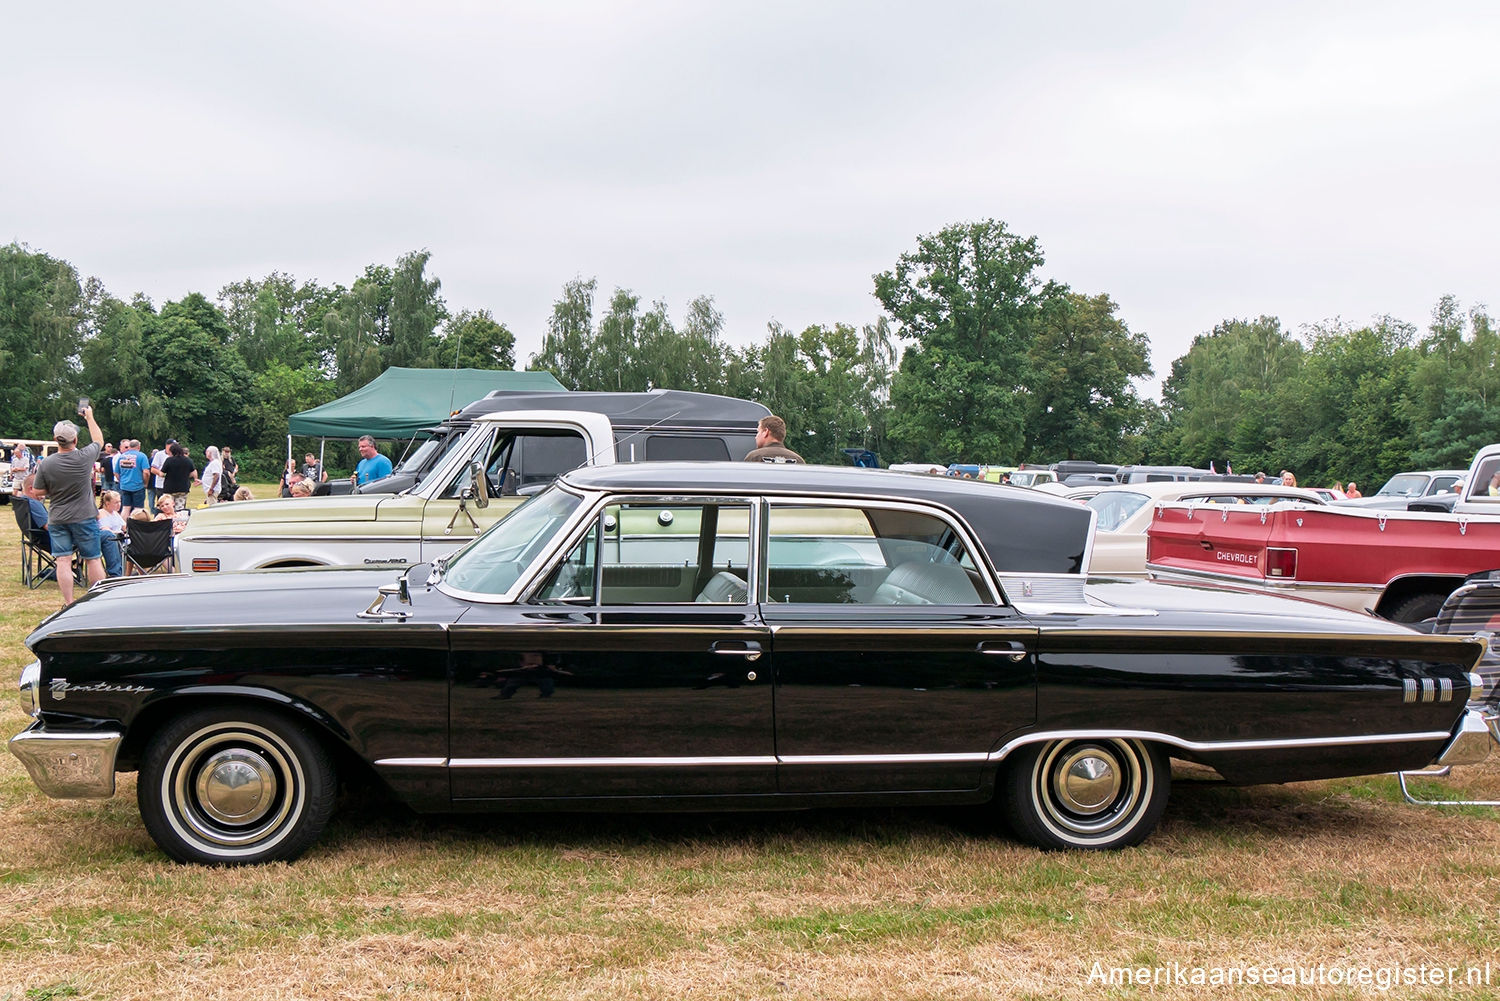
xmin=1146 ymin=502 xmax=1500 ymax=621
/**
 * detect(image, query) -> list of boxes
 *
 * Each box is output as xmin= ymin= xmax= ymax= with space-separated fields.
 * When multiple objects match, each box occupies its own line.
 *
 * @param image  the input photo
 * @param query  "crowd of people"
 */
xmin=14 ymin=406 xmax=253 ymax=605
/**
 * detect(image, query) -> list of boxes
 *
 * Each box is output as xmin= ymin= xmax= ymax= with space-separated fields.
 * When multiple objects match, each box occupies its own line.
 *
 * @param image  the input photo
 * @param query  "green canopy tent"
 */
xmin=288 ymin=367 xmax=565 ymax=439
xmin=285 ymin=367 xmax=566 ymax=483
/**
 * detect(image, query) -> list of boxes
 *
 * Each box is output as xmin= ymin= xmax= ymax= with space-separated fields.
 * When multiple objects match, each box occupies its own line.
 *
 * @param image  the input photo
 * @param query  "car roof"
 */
xmin=559 ymin=462 xmax=1094 ymax=575
xmin=458 ymin=389 xmax=770 ymax=427
xmin=1077 ymin=481 xmax=1325 ymax=503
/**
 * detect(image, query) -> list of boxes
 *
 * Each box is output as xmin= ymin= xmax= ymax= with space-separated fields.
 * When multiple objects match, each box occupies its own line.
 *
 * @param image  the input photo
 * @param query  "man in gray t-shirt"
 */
xmin=32 ymin=405 xmax=106 ymax=605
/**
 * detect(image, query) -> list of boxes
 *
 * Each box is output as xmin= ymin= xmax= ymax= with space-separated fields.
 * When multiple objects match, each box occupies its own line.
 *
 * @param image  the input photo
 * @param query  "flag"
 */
xmin=1227 ymin=462 xmax=1233 ymax=476
xmin=1209 ymin=461 xmax=1217 ymax=474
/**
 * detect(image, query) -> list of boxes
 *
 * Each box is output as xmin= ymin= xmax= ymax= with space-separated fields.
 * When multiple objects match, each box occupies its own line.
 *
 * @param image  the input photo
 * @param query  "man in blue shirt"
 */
xmin=351 ymin=435 xmax=392 ymax=488
xmin=115 ymin=438 xmax=149 ymax=516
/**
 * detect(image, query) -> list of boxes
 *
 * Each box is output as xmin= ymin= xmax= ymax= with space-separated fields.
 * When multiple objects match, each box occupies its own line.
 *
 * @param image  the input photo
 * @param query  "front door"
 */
xmin=447 ymin=497 xmax=774 ymax=800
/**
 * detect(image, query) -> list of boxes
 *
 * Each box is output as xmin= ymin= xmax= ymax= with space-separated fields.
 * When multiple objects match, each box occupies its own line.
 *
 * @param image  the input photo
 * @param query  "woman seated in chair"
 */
xmin=153 ymin=494 xmax=190 ymax=534
xmin=97 ymin=489 xmax=125 ymax=577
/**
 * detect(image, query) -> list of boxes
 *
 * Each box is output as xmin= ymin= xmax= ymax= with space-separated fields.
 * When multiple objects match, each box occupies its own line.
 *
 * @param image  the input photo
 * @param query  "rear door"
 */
xmin=760 ymin=499 xmax=1037 ymax=794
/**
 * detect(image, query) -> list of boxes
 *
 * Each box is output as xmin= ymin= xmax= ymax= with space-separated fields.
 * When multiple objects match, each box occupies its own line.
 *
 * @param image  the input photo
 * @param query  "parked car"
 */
xmin=1078 ymin=481 xmax=1326 ymax=577
xmin=1337 ymin=469 xmax=1465 ymax=510
xmin=178 ymin=394 xmax=764 ymax=574
xmin=356 ymin=389 xmax=768 ymax=496
xmin=1006 ymin=467 xmax=1057 ymax=487
xmin=11 ymin=464 xmax=1491 ymax=864
xmin=1112 ymin=464 xmax=1210 ymax=484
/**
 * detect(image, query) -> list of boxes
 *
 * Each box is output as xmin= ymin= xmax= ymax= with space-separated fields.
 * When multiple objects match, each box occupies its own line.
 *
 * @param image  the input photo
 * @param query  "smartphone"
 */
xmin=77 ymin=396 xmax=90 ymax=415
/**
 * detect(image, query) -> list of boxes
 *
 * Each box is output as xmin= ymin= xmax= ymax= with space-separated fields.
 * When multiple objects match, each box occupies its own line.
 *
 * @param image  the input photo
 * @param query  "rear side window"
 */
xmin=765 ymin=504 xmax=987 ymax=605
xmin=640 ymin=434 xmax=731 ymax=461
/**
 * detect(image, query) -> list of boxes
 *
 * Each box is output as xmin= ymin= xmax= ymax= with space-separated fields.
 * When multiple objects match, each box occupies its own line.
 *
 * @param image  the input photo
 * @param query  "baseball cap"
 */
xmin=53 ymin=420 xmax=79 ymax=442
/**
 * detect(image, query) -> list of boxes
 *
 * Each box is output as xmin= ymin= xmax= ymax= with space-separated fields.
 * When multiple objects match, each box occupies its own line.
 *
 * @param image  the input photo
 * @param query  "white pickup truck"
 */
xmin=178 ymin=411 xmax=618 ymax=573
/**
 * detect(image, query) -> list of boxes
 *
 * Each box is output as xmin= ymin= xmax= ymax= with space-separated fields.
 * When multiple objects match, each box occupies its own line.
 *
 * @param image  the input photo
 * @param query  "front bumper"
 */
xmin=8 ymin=724 xmax=122 ymax=798
xmin=1433 ymin=708 xmax=1499 ymax=768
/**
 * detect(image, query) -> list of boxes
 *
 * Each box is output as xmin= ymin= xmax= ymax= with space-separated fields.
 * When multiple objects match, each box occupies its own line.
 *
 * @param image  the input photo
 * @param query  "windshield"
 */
xmin=1376 ymin=474 xmax=1428 ymax=498
xmin=443 ymin=487 xmax=582 ymax=595
xmin=1085 ymin=491 xmax=1151 ymax=532
xmin=394 ymin=437 xmax=442 ymax=474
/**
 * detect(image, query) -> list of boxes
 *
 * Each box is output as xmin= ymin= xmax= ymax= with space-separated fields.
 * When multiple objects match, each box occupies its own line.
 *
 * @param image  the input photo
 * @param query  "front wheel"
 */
xmin=139 ymin=707 xmax=336 ymax=864
xmin=1003 ymin=738 xmax=1168 ymax=850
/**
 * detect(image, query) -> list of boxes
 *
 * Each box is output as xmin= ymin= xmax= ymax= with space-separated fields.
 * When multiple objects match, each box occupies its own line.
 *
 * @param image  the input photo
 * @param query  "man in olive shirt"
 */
xmin=32 ymin=405 xmax=106 ymax=605
xmin=743 ymin=415 xmax=805 ymax=464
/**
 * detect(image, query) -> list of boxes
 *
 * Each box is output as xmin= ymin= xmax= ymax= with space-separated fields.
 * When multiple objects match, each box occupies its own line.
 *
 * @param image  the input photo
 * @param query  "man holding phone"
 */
xmin=32 ymin=401 xmax=106 ymax=605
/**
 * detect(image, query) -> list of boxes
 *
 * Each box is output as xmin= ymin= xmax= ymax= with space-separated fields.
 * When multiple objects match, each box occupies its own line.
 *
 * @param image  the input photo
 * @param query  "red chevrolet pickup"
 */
xmin=1145 ymin=444 xmax=1500 ymax=622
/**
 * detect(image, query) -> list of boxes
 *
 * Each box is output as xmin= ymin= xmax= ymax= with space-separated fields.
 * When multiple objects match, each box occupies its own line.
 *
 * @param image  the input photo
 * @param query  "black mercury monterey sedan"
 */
xmin=10 ymin=464 xmax=1496 ymax=864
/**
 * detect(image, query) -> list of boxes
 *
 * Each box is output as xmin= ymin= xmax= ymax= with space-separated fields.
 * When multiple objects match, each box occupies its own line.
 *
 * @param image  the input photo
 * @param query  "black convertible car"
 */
xmin=10 ymin=463 xmax=1495 ymax=864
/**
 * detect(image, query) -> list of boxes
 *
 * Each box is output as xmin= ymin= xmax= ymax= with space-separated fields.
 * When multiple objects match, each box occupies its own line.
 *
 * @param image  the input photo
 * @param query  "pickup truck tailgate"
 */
xmin=1146 ymin=503 xmax=1275 ymax=581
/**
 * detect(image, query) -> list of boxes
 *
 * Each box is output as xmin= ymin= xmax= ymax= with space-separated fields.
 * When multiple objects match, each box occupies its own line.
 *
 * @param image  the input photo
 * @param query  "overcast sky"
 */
xmin=5 ymin=1 xmax=1497 ymax=397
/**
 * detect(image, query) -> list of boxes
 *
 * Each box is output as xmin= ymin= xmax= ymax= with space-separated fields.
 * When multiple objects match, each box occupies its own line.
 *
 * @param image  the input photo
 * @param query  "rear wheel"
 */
xmin=1003 ymin=738 xmax=1168 ymax=850
xmin=138 ymin=707 xmax=336 ymax=865
xmin=1385 ymin=591 xmax=1447 ymax=624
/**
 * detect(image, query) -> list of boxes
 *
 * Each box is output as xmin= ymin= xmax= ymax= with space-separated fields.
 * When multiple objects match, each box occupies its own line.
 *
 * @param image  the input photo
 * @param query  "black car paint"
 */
xmin=15 ymin=463 xmax=1487 ymax=860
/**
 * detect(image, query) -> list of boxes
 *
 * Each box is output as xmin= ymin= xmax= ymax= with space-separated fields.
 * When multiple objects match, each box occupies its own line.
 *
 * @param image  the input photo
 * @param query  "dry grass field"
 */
xmin=3 ymin=499 xmax=1500 ymax=999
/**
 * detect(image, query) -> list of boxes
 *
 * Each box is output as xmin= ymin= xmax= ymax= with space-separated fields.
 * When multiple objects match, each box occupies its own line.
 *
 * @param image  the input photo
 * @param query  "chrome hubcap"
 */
xmin=1033 ymin=739 xmax=1150 ymax=841
xmin=1052 ymin=749 xmax=1121 ymax=814
xmin=164 ymin=722 xmax=305 ymax=852
xmin=195 ymin=749 xmax=276 ymax=826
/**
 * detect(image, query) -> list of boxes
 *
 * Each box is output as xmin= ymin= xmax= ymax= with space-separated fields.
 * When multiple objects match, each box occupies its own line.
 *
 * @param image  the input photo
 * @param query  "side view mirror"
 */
xmin=468 ymin=461 xmax=489 ymax=508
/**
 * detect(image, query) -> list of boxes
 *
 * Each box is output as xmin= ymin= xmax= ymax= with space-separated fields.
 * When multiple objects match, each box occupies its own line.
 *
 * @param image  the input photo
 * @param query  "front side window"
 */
xmin=535 ymin=500 xmax=753 ymax=604
xmin=765 ymin=504 xmax=987 ymax=605
xmin=444 ymin=487 xmax=582 ymax=595
xmin=441 ymin=429 xmax=588 ymax=499
xmin=1469 ymin=459 xmax=1500 ymax=502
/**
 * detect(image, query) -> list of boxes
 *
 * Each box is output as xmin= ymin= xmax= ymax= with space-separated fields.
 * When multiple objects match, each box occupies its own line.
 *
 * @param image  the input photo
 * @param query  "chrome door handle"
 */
xmin=711 ymin=641 xmax=762 ymax=662
xmin=977 ymin=640 xmax=1028 ymax=662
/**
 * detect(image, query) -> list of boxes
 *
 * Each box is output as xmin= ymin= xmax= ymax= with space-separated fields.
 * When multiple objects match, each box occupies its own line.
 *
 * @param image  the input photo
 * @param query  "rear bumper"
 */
xmin=1433 ymin=709 xmax=1498 ymax=767
xmin=8 ymin=724 xmax=122 ymax=798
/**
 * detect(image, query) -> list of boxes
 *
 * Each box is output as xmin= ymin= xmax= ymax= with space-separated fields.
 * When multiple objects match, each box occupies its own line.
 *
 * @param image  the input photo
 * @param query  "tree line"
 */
xmin=2 ymin=223 xmax=1494 ymax=486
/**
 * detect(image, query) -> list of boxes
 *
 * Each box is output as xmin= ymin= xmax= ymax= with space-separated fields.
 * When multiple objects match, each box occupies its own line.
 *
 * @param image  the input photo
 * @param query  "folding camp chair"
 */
xmin=12 ymin=496 xmax=59 ymax=588
xmin=1397 ymin=571 xmax=1500 ymax=807
xmin=124 ymin=518 xmax=176 ymax=576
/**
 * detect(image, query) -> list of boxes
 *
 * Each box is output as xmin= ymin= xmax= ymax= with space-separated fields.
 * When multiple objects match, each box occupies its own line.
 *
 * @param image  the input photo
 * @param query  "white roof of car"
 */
xmin=1070 ymin=480 xmax=1324 ymax=504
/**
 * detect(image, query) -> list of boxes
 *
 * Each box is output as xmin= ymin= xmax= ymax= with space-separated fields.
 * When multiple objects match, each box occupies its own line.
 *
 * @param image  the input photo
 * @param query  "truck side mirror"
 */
xmin=468 ymin=461 xmax=489 ymax=508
